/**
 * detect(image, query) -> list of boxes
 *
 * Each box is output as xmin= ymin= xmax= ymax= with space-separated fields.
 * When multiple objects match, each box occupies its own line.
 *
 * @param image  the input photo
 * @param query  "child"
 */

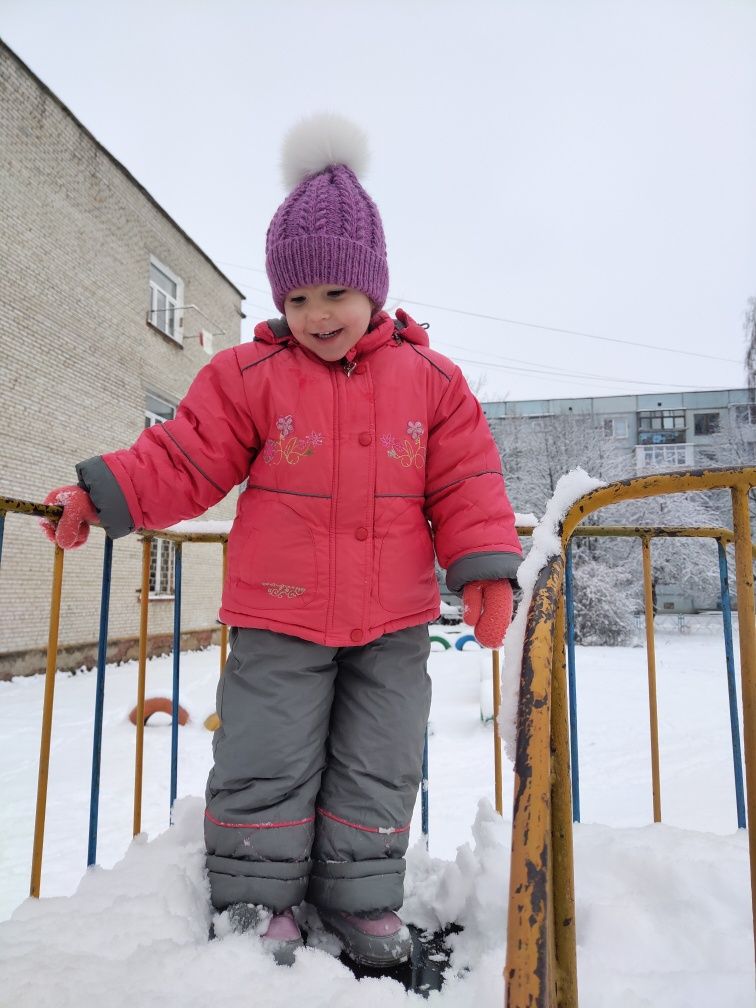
xmin=41 ymin=114 xmax=522 ymax=967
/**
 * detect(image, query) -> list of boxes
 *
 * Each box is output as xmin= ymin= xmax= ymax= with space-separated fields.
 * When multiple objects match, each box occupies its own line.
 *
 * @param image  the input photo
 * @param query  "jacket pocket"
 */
xmin=377 ymin=502 xmax=437 ymax=614
xmin=227 ymin=496 xmax=318 ymax=610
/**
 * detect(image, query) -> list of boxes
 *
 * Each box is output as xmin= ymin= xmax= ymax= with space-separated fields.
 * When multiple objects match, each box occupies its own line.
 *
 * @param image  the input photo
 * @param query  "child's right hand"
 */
xmin=462 ymin=579 xmax=514 ymax=649
xmin=38 ymin=485 xmax=99 ymax=550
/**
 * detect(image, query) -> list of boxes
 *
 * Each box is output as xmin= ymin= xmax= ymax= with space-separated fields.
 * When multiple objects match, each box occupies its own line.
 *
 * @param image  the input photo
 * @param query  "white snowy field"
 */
xmin=1 ymin=621 xmax=754 ymax=1006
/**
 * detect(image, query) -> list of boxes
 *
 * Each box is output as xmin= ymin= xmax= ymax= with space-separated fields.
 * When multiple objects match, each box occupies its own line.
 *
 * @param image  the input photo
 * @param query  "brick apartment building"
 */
xmin=0 ymin=40 xmax=245 ymax=677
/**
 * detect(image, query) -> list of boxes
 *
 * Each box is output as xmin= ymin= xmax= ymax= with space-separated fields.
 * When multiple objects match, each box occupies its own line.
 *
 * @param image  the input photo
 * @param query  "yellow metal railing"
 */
xmin=505 ymin=467 xmax=756 ymax=1007
xmin=3 ymin=475 xmax=754 ymax=1005
xmin=0 ymin=495 xmax=229 ymax=896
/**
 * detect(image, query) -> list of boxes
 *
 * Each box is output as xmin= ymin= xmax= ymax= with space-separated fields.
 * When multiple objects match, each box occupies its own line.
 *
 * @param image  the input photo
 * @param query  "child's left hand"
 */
xmin=462 ymin=579 xmax=514 ymax=648
xmin=38 ymin=485 xmax=99 ymax=550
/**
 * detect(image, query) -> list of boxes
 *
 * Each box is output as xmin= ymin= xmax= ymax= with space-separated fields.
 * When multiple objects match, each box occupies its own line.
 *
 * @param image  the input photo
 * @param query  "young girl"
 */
xmin=41 ymin=115 xmax=522 ymax=968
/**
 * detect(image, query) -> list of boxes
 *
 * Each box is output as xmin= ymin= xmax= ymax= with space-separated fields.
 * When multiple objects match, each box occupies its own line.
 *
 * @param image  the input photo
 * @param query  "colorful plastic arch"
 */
xmin=128 ymin=697 xmax=189 ymax=726
xmin=454 ymin=634 xmax=481 ymax=651
xmin=429 ymin=635 xmax=451 ymax=649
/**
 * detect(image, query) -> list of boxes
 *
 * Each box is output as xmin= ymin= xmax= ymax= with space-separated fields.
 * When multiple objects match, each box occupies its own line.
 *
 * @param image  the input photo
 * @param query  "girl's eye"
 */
xmin=327 ymin=289 xmax=346 ymax=298
xmin=288 ymin=296 xmax=305 ymax=306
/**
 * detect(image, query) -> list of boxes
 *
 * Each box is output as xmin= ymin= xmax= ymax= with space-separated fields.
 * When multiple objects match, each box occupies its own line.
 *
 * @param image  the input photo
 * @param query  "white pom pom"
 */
xmin=280 ymin=113 xmax=370 ymax=191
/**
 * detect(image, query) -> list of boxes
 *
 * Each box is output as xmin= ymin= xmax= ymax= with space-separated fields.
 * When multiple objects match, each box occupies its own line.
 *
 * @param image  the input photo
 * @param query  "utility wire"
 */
xmin=452 ymin=355 xmax=713 ymax=391
xmin=217 ymin=260 xmax=742 ymax=369
xmin=398 ymin=297 xmax=742 ymax=365
xmin=434 ymin=340 xmax=719 ymax=390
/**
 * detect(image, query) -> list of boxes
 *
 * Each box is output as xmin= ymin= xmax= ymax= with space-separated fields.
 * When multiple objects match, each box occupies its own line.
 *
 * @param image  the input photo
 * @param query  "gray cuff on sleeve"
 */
xmin=445 ymin=551 xmax=522 ymax=594
xmin=76 ymin=456 xmax=135 ymax=539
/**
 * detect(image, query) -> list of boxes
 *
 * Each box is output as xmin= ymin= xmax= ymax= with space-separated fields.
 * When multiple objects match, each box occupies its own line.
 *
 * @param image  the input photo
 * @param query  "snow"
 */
xmin=166 ymin=515 xmax=538 ymax=539
xmin=165 ymin=519 xmax=233 ymax=535
xmin=1 ymin=619 xmax=753 ymax=1005
xmin=503 ymin=468 xmax=605 ymax=758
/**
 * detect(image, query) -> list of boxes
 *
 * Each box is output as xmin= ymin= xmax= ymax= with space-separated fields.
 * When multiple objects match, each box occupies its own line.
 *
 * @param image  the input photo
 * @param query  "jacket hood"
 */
xmin=252 ymin=309 xmax=430 ymax=354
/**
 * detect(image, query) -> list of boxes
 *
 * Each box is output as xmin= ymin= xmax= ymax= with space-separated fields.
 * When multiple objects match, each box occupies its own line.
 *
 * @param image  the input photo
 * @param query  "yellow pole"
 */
xmin=133 ymin=538 xmax=151 ymax=837
xmin=641 ymin=536 xmax=662 ymax=823
xmin=731 ymin=484 xmax=756 ymax=967
xmin=551 ymin=592 xmax=579 ymax=1006
xmin=506 ymin=558 xmax=561 ymax=1006
xmin=30 ymin=545 xmax=65 ymax=897
xmin=492 ymin=649 xmax=503 ymax=815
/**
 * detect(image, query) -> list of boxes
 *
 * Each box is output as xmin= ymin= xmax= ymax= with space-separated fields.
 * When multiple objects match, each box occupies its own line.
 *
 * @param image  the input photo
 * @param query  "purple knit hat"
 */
xmin=265 ymin=115 xmax=389 ymax=313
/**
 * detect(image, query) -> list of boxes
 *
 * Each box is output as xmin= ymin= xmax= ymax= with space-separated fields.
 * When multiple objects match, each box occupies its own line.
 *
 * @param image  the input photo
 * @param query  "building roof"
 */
xmin=482 ymin=387 xmax=754 ymax=419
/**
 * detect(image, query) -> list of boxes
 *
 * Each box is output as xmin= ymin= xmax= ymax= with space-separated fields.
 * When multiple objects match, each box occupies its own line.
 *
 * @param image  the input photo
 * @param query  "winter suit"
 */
xmin=76 ymin=308 xmax=522 ymax=913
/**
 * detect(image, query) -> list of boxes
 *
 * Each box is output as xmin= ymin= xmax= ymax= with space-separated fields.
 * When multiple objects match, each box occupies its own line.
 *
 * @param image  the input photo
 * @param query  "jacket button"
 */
xmin=350 ymin=629 xmax=363 ymax=642
xmin=355 ymin=527 xmax=369 ymax=540
xmin=358 ymin=432 xmax=372 ymax=446
xmin=354 ymin=365 xmax=365 ymax=375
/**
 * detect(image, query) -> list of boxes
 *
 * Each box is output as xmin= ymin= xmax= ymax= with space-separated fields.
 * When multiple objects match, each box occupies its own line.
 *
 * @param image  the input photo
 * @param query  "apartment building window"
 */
xmin=148 ymin=258 xmax=183 ymax=343
xmin=693 ymin=412 xmax=719 ymax=436
xmin=637 ymin=409 xmax=686 ymax=445
xmin=603 ymin=417 xmax=628 ymax=439
xmin=735 ymin=404 xmax=756 ymax=426
xmin=638 ymin=444 xmax=691 ymax=468
xmin=145 ymin=392 xmax=176 ymax=428
xmin=145 ymin=393 xmax=177 ymax=597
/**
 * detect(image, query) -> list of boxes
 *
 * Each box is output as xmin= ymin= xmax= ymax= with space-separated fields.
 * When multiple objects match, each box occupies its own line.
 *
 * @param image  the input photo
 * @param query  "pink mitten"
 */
xmin=462 ymin=579 xmax=514 ymax=648
xmin=39 ymin=485 xmax=99 ymax=550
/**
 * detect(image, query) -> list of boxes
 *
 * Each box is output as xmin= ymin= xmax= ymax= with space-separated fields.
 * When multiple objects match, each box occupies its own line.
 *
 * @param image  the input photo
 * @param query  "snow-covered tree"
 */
xmin=597 ymin=491 xmax=724 ymax=613
xmin=495 ymin=412 xmax=628 ymax=519
xmin=570 ymin=556 xmax=638 ymax=645
xmin=494 ymin=412 xmax=727 ymax=641
xmin=744 ymin=297 xmax=756 ymax=390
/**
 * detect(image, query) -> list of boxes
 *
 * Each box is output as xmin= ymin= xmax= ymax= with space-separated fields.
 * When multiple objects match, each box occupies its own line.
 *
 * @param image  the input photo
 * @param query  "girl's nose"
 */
xmin=309 ymin=304 xmax=329 ymax=322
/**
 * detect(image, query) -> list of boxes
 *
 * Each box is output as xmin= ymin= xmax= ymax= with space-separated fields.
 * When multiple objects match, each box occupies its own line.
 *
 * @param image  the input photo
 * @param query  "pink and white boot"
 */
xmin=317 ymin=909 xmax=412 ymax=967
xmin=261 ymin=908 xmax=303 ymax=966
xmin=228 ymin=904 xmax=303 ymax=965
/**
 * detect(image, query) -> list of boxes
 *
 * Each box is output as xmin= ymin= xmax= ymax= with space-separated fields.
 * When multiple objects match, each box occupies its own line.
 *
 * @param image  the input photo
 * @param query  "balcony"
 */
xmin=635 ymin=442 xmax=695 ymax=470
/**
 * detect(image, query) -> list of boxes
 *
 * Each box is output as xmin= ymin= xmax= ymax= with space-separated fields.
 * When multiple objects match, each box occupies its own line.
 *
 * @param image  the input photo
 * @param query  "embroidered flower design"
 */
xmin=264 ymin=416 xmax=323 ymax=465
xmin=263 ymin=440 xmax=278 ymax=464
xmin=262 ymin=582 xmax=306 ymax=598
xmin=381 ymin=420 xmax=426 ymax=469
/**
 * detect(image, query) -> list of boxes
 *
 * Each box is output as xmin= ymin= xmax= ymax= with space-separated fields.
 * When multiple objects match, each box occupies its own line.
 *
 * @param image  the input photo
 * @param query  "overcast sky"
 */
xmin=3 ymin=0 xmax=755 ymax=402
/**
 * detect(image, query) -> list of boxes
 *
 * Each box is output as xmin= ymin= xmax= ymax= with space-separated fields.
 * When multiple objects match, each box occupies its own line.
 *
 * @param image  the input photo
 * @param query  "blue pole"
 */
xmin=87 ymin=535 xmax=114 ymax=866
xmin=717 ymin=540 xmax=746 ymax=829
xmin=421 ymin=726 xmax=429 ymax=850
xmin=170 ymin=543 xmax=182 ymax=817
xmin=565 ymin=542 xmax=581 ymax=823
xmin=0 ymin=511 xmax=5 ymax=567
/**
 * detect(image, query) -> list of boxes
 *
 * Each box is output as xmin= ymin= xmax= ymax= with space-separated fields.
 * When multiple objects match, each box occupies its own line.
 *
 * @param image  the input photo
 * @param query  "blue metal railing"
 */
xmin=87 ymin=535 xmax=113 ymax=865
xmin=565 ymin=543 xmax=581 ymax=823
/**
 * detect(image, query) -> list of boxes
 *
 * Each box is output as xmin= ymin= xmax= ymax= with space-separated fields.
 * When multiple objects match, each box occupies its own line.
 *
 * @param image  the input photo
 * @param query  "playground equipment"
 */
xmin=455 ymin=633 xmax=482 ymax=650
xmin=3 ymin=465 xmax=756 ymax=1004
xmin=505 ymin=467 xmax=756 ymax=1007
xmin=429 ymin=634 xmax=451 ymax=649
xmin=129 ymin=697 xmax=190 ymax=726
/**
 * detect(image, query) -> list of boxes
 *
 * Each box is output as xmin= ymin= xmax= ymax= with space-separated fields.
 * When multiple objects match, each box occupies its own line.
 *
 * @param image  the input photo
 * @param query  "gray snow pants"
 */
xmin=204 ymin=624 xmax=432 ymax=914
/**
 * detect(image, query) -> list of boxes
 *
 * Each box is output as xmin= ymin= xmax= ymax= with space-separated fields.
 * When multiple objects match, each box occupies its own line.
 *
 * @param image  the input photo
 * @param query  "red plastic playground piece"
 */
xmin=128 ymin=697 xmax=189 ymax=726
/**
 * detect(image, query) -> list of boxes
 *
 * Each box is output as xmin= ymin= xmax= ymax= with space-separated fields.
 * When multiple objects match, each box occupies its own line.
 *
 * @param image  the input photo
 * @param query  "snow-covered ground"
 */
xmin=1 ymin=622 xmax=753 ymax=1006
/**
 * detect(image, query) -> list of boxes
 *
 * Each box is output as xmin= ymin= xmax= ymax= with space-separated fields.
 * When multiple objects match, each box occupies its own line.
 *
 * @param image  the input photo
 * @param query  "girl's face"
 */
xmin=283 ymin=285 xmax=373 ymax=362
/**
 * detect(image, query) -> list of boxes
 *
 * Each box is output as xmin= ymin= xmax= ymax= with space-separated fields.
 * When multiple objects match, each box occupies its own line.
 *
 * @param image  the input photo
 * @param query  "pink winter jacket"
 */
xmin=77 ymin=310 xmax=521 ymax=646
